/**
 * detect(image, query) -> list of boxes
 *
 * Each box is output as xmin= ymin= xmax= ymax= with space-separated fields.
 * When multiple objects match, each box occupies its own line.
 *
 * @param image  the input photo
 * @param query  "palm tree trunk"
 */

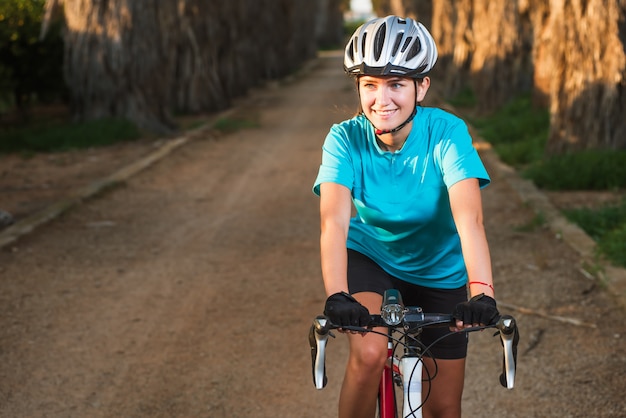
xmin=43 ymin=0 xmax=334 ymax=135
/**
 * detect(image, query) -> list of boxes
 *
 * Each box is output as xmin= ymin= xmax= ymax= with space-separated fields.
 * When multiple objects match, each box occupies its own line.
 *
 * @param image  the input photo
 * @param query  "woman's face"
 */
xmin=358 ymin=76 xmax=429 ymax=133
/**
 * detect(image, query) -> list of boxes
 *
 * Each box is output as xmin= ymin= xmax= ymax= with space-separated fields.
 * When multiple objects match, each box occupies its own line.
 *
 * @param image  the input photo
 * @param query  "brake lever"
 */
xmin=496 ymin=315 xmax=519 ymax=389
xmin=309 ymin=315 xmax=334 ymax=389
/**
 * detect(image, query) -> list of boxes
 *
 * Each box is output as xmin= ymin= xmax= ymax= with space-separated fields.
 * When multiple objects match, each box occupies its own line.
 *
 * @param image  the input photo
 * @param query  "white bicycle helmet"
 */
xmin=344 ymin=15 xmax=438 ymax=78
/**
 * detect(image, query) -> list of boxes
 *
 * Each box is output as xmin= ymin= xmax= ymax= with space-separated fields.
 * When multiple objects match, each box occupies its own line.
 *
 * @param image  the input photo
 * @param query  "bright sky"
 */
xmin=351 ymin=0 xmax=373 ymax=13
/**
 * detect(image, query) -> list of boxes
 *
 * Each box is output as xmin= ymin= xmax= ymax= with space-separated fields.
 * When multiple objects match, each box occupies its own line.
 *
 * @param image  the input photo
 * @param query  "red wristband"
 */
xmin=468 ymin=281 xmax=495 ymax=293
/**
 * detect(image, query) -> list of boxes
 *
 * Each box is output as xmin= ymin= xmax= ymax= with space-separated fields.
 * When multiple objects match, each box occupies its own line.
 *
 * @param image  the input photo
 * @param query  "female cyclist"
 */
xmin=312 ymin=16 xmax=500 ymax=418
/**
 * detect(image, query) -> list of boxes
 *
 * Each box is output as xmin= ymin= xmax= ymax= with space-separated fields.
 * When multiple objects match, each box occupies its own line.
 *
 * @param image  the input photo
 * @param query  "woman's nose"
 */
xmin=375 ymin=87 xmax=390 ymax=104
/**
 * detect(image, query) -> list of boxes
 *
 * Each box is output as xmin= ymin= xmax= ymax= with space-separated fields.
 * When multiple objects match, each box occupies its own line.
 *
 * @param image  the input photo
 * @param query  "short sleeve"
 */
xmin=313 ymin=124 xmax=355 ymax=196
xmin=436 ymin=120 xmax=490 ymax=189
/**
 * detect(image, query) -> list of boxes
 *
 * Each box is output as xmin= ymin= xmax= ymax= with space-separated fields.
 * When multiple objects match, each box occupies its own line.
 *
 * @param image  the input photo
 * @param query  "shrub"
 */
xmin=0 ymin=118 xmax=140 ymax=153
xmin=468 ymin=94 xmax=549 ymax=166
xmin=524 ymin=150 xmax=626 ymax=191
xmin=564 ymin=199 xmax=626 ymax=268
xmin=599 ymin=224 xmax=626 ymax=268
xmin=0 ymin=0 xmax=67 ymax=111
xmin=469 ymin=92 xmax=626 ymax=269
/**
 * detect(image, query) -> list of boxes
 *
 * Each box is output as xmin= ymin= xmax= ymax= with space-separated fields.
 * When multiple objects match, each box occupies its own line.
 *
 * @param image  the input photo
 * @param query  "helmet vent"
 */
xmin=373 ymin=22 xmax=387 ymax=61
xmin=347 ymin=39 xmax=355 ymax=62
xmin=361 ymin=33 xmax=367 ymax=57
xmin=391 ymin=33 xmax=403 ymax=57
xmin=406 ymin=37 xmax=421 ymax=61
xmin=401 ymin=37 xmax=412 ymax=53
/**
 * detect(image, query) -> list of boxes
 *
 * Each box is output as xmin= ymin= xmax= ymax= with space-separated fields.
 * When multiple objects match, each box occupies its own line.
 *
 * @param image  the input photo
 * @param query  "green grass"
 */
xmin=563 ymin=199 xmax=626 ymax=267
xmin=600 ymin=225 xmax=626 ymax=268
xmin=212 ymin=115 xmax=259 ymax=134
xmin=448 ymin=86 xmax=478 ymax=108
xmin=1 ymin=118 xmax=140 ymax=153
xmin=524 ymin=150 xmax=626 ymax=191
xmin=468 ymin=93 xmax=626 ymax=191
xmin=1 ymin=109 xmax=259 ymax=154
xmin=467 ymin=91 xmax=626 ymax=268
xmin=467 ymin=94 xmax=549 ymax=167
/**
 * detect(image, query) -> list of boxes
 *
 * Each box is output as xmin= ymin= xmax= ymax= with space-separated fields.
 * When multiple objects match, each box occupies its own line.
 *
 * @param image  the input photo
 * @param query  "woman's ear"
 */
xmin=416 ymin=77 xmax=431 ymax=103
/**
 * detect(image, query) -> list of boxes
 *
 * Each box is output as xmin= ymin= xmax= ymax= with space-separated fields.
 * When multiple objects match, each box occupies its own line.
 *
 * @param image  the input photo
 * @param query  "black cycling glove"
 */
xmin=453 ymin=293 xmax=499 ymax=326
xmin=324 ymin=291 xmax=371 ymax=328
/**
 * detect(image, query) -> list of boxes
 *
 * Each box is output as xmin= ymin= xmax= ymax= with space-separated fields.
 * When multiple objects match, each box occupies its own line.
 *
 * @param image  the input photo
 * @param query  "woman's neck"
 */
xmin=375 ymin=124 xmax=412 ymax=152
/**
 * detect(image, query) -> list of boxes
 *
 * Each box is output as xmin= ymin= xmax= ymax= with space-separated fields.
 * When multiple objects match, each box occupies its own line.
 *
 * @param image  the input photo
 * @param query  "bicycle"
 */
xmin=308 ymin=289 xmax=519 ymax=418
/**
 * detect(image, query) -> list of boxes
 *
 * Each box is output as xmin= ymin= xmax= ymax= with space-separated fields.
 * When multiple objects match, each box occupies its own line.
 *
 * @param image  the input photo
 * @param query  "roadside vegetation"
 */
xmin=563 ymin=201 xmax=626 ymax=269
xmin=449 ymin=91 xmax=626 ymax=268
xmin=1 ymin=118 xmax=140 ymax=154
xmin=0 ymin=0 xmax=65 ymax=116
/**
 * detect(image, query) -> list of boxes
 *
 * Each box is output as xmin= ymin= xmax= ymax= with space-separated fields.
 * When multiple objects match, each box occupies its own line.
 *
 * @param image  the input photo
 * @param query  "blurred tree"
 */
xmin=430 ymin=0 xmax=626 ymax=152
xmin=42 ymin=0 xmax=329 ymax=135
xmin=43 ymin=0 xmax=179 ymax=134
xmin=316 ymin=0 xmax=344 ymax=49
xmin=543 ymin=0 xmax=626 ymax=152
xmin=467 ymin=1 xmax=532 ymax=111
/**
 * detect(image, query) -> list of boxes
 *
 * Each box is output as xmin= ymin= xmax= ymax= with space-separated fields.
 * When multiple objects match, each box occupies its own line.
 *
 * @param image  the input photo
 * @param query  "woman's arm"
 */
xmin=448 ymin=178 xmax=495 ymax=299
xmin=319 ymin=182 xmax=353 ymax=297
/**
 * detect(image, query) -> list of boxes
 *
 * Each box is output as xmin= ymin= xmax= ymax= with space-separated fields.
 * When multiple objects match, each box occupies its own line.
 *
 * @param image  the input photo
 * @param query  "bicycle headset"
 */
xmin=343 ymin=15 xmax=439 ymax=135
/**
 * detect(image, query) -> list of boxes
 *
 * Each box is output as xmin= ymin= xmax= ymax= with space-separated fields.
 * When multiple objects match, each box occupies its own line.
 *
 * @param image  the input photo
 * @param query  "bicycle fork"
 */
xmin=379 ymin=339 xmax=396 ymax=418
xmin=399 ymin=355 xmax=423 ymax=418
xmin=379 ymin=332 xmax=425 ymax=418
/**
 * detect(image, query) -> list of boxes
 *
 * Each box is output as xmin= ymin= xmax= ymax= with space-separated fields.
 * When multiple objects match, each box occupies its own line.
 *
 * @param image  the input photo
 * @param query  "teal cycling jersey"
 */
xmin=313 ymin=107 xmax=490 ymax=289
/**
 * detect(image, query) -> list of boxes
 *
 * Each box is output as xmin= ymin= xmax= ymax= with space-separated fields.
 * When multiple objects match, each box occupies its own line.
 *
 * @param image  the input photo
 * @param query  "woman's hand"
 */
xmin=324 ymin=291 xmax=371 ymax=328
xmin=451 ymin=293 xmax=499 ymax=331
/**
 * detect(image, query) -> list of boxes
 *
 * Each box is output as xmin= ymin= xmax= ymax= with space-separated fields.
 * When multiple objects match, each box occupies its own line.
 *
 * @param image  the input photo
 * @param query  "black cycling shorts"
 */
xmin=347 ymin=249 xmax=469 ymax=360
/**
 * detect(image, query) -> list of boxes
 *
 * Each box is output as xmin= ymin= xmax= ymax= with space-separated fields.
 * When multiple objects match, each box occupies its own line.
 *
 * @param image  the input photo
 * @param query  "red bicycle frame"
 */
xmin=378 ymin=334 xmax=397 ymax=417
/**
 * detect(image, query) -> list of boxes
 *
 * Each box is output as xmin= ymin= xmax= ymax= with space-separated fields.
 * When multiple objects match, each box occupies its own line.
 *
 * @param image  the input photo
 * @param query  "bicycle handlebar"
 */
xmin=308 ymin=290 xmax=519 ymax=390
xmin=496 ymin=314 xmax=518 ymax=389
xmin=308 ymin=315 xmax=332 ymax=390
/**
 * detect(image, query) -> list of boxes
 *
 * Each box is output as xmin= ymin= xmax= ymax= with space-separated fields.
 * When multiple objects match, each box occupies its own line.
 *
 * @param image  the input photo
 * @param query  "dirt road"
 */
xmin=1 ymin=52 xmax=625 ymax=417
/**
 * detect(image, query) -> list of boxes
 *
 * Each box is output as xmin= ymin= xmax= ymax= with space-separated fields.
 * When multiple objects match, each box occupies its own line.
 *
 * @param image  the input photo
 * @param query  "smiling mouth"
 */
xmin=373 ymin=109 xmax=397 ymax=118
